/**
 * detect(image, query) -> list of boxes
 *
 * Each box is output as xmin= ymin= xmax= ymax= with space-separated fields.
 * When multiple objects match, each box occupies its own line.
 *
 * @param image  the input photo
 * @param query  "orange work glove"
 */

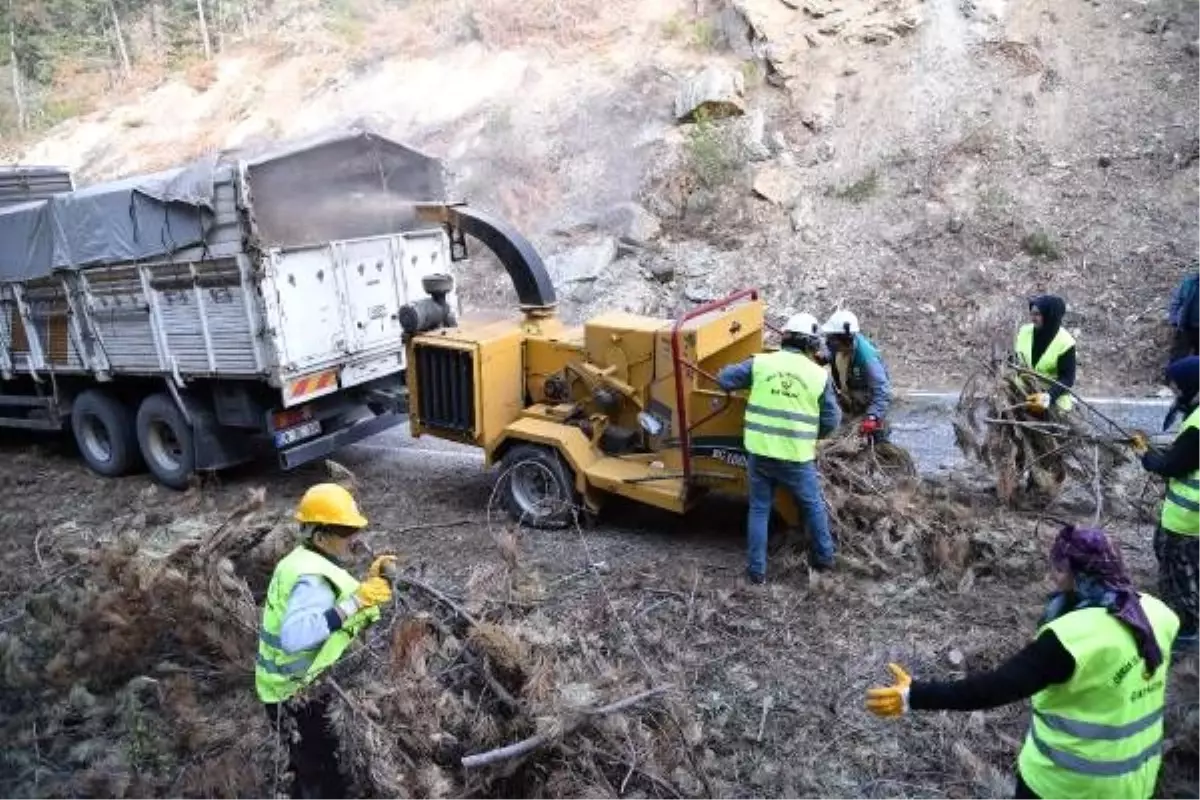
xmin=865 ymin=663 xmax=912 ymax=718
xmin=353 ymin=576 xmax=393 ymax=608
xmin=368 ymin=554 xmax=399 ymax=579
xmin=1025 ymin=392 xmax=1051 ymax=414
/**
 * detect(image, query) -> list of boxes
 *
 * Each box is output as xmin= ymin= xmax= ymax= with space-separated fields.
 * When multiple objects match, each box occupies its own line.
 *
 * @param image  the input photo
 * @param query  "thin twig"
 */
xmin=596 ymin=748 xmax=682 ymax=798
xmin=460 ymin=685 xmax=673 ymax=769
xmin=684 ymin=571 xmax=700 ymax=632
xmin=619 ymin=732 xmax=637 ymax=796
xmin=399 ymin=573 xmax=481 ymax=628
xmin=983 ymin=417 xmax=1071 ymax=433
xmin=328 ymin=678 xmax=417 ymax=768
xmin=665 ymin=707 xmax=715 ymax=797
xmin=479 ymin=655 xmax=520 ymax=712
xmin=32 ymin=529 xmax=47 ymax=571
xmin=393 ymin=518 xmax=478 ymax=536
xmin=1007 ymin=363 xmax=1137 ymax=438
xmin=1091 ymin=444 xmax=1103 ymax=527
xmin=755 ymin=694 xmax=773 ymax=742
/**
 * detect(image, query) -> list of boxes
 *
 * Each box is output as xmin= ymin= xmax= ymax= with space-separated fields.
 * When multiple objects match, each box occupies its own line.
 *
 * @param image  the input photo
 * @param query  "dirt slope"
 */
xmin=13 ymin=0 xmax=1200 ymax=397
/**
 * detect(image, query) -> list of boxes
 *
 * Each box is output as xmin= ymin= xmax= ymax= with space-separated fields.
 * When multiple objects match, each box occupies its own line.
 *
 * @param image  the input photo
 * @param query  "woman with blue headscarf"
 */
xmin=1134 ymin=355 xmax=1199 ymax=652
xmin=865 ymin=525 xmax=1179 ymax=799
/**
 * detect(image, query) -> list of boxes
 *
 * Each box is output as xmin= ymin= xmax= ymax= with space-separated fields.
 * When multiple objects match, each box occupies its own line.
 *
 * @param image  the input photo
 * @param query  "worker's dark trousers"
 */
xmin=1169 ymin=326 xmax=1199 ymax=365
xmin=1013 ymin=771 xmax=1041 ymax=799
xmin=264 ymin=694 xmax=349 ymax=799
xmin=1155 ymin=525 xmax=1199 ymax=638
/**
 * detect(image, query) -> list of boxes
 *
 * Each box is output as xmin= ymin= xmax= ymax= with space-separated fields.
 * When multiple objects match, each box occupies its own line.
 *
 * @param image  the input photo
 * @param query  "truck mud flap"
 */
xmin=277 ymin=410 xmax=405 ymax=470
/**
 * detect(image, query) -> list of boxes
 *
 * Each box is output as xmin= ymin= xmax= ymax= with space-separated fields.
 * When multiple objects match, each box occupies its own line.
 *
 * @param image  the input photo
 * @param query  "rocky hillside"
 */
xmin=14 ymin=0 xmax=1200 ymax=393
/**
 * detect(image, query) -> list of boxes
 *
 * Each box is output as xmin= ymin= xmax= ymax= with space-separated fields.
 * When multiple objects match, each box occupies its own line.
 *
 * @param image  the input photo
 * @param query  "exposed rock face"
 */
xmin=597 ymin=202 xmax=662 ymax=246
xmin=674 ymin=66 xmax=746 ymax=122
xmin=752 ymin=163 xmax=803 ymax=206
xmin=546 ymin=238 xmax=618 ymax=302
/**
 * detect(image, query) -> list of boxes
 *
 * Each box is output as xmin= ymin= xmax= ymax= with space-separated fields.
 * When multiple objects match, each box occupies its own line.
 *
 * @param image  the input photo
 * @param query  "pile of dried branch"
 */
xmin=813 ymin=430 xmax=1031 ymax=582
xmin=0 ymin=488 xmax=280 ymax=797
xmin=953 ymin=362 xmax=1136 ymax=513
xmin=1162 ymin=656 xmax=1199 ymax=799
xmin=322 ymin=510 xmax=690 ymax=798
xmin=0 ymin=485 xmax=688 ymax=799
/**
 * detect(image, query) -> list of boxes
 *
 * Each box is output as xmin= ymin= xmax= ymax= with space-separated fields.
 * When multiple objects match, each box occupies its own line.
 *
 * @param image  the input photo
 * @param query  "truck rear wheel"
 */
xmin=136 ymin=393 xmax=196 ymax=490
xmin=71 ymin=389 xmax=140 ymax=477
xmin=498 ymin=443 xmax=578 ymax=529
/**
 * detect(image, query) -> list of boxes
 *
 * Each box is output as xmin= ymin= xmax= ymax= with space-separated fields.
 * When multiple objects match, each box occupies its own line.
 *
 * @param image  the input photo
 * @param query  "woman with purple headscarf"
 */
xmin=865 ymin=525 xmax=1180 ymax=800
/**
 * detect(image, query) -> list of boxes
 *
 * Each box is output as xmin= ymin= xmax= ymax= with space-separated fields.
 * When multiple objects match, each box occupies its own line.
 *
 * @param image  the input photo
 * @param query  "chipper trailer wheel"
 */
xmin=497 ymin=443 xmax=579 ymax=529
xmin=70 ymin=389 xmax=142 ymax=477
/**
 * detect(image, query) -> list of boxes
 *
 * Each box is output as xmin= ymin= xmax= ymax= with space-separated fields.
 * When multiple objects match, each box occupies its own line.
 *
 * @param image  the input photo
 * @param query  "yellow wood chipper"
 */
xmin=401 ymin=204 xmax=795 ymax=528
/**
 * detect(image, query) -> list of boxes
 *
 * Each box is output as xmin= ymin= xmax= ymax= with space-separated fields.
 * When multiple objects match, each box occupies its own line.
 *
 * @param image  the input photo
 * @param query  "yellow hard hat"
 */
xmin=295 ymin=483 xmax=368 ymax=529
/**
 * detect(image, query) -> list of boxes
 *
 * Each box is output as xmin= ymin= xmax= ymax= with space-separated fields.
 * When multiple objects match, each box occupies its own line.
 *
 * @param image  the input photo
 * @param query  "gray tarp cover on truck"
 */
xmin=0 ymin=128 xmax=447 ymax=283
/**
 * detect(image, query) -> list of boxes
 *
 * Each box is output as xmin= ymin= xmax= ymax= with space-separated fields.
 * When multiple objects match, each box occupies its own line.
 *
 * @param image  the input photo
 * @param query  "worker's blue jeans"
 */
xmin=746 ymin=454 xmax=835 ymax=578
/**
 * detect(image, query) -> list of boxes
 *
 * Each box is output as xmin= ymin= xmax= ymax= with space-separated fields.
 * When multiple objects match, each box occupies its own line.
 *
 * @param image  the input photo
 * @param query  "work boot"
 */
xmin=810 ymin=554 xmax=835 ymax=572
xmin=746 ymin=570 xmax=766 ymax=585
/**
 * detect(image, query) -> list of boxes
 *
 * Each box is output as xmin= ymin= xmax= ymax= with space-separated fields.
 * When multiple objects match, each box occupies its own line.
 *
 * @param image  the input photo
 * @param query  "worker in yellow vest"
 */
xmin=256 ymin=483 xmax=397 ymax=798
xmin=866 ymin=525 xmax=1178 ymax=799
xmin=1015 ymin=295 xmax=1077 ymax=414
xmin=717 ymin=312 xmax=841 ymax=583
xmin=1134 ymin=355 xmax=1199 ymax=653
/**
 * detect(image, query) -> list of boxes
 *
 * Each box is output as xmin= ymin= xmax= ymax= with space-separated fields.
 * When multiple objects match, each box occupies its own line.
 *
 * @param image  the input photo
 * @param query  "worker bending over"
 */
xmin=1016 ymin=295 xmax=1077 ymax=414
xmin=718 ymin=312 xmax=841 ymax=582
xmin=821 ymin=309 xmax=892 ymax=439
xmin=867 ymin=525 xmax=1178 ymax=800
xmin=256 ymin=483 xmax=397 ymax=798
xmin=1134 ymin=355 xmax=1199 ymax=653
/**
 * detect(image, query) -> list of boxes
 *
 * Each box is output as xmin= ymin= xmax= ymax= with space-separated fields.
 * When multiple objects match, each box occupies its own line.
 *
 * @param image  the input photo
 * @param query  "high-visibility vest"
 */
xmin=1015 ymin=323 xmax=1077 ymax=412
xmin=255 ymin=546 xmax=380 ymax=703
xmin=1160 ymin=407 xmax=1199 ymax=537
xmin=1017 ymin=594 xmax=1179 ymax=800
xmin=743 ymin=350 xmax=828 ymax=463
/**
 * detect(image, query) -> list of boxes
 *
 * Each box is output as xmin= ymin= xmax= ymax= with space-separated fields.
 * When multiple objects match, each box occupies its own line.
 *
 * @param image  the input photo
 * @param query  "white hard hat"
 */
xmin=822 ymin=309 xmax=860 ymax=335
xmin=782 ymin=312 xmax=821 ymax=337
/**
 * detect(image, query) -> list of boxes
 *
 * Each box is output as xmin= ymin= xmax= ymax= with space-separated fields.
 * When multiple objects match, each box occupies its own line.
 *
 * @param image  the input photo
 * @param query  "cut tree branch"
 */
xmin=460 ymin=685 xmax=673 ymax=769
xmin=399 ymin=573 xmax=481 ymax=628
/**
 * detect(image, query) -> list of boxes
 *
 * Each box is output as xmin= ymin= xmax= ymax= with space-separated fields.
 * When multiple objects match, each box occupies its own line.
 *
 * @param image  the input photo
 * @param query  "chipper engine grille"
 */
xmin=414 ymin=343 xmax=476 ymax=434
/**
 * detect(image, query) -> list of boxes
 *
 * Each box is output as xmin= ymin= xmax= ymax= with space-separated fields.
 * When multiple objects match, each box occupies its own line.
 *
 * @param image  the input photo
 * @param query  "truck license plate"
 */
xmin=275 ymin=420 xmax=321 ymax=448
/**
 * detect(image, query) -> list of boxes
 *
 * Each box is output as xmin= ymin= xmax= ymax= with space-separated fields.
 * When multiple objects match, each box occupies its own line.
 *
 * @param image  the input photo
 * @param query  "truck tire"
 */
xmin=71 ymin=389 xmax=140 ymax=477
xmin=498 ymin=443 xmax=578 ymax=529
xmin=136 ymin=393 xmax=196 ymax=490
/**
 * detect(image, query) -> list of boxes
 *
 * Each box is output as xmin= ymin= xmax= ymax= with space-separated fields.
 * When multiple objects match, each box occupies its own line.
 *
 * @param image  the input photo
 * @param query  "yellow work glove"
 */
xmin=865 ymin=663 xmax=912 ymax=718
xmin=353 ymin=576 xmax=393 ymax=608
xmin=368 ymin=554 xmax=399 ymax=579
xmin=1129 ymin=429 xmax=1149 ymax=456
xmin=1026 ymin=392 xmax=1051 ymax=413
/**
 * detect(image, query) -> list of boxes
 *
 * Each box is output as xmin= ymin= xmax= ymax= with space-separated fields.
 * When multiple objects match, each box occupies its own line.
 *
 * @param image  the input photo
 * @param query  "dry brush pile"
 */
xmin=814 ymin=429 xmax=1040 ymax=586
xmin=0 ymin=483 xmax=700 ymax=799
xmin=954 ymin=362 xmax=1141 ymax=516
xmin=1162 ymin=655 xmax=1200 ymax=799
xmin=322 ymin=522 xmax=699 ymax=799
xmin=0 ymin=488 xmax=280 ymax=797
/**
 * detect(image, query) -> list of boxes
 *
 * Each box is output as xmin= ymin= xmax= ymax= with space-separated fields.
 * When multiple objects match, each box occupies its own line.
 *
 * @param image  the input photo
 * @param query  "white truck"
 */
xmin=0 ymin=129 xmax=472 ymax=488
